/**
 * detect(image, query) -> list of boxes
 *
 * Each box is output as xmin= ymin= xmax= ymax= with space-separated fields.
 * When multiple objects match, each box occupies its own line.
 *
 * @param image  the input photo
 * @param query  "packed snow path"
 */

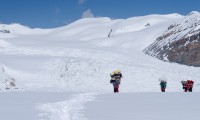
xmin=0 ymin=92 xmax=96 ymax=120
xmin=0 ymin=92 xmax=74 ymax=120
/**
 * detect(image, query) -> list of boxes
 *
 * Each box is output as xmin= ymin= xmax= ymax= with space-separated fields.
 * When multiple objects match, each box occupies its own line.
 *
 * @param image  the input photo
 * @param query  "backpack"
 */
xmin=187 ymin=80 xmax=194 ymax=87
xmin=160 ymin=81 xmax=167 ymax=88
xmin=110 ymin=80 xmax=115 ymax=83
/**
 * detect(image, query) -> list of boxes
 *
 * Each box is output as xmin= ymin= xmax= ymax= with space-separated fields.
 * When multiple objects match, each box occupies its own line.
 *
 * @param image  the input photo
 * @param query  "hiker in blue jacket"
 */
xmin=159 ymin=80 xmax=167 ymax=92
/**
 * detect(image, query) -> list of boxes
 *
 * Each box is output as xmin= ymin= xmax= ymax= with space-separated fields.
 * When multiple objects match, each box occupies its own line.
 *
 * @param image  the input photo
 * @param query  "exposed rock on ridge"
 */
xmin=144 ymin=11 xmax=200 ymax=67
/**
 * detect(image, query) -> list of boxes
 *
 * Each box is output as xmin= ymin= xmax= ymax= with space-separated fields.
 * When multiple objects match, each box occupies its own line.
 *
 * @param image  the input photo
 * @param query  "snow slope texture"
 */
xmin=0 ymin=12 xmax=200 ymax=92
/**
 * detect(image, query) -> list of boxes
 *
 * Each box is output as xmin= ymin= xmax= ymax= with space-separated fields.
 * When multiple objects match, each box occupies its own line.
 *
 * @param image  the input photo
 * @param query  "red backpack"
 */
xmin=187 ymin=80 xmax=194 ymax=87
xmin=187 ymin=80 xmax=194 ymax=83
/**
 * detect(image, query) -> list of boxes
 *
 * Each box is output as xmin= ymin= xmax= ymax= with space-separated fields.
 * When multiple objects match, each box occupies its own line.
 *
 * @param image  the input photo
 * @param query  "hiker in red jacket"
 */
xmin=187 ymin=80 xmax=194 ymax=92
xmin=181 ymin=80 xmax=194 ymax=92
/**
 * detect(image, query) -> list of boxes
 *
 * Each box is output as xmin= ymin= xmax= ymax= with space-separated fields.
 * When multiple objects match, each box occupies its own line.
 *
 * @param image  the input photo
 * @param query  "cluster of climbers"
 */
xmin=181 ymin=80 xmax=194 ymax=92
xmin=159 ymin=79 xmax=194 ymax=92
xmin=109 ymin=70 xmax=195 ymax=93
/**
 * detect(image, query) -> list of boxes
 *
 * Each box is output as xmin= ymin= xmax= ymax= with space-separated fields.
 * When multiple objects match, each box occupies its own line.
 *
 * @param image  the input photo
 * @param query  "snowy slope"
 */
xmin=1 ymin=12 xmax=200 ymax=120
xmin=1 ymin=13 xmax=200 ymax=92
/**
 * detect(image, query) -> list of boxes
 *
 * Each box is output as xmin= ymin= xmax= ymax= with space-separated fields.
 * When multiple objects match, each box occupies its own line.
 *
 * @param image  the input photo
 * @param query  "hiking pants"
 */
xmin=161 ymin=87 xmax=165 ymax=92
xmin=114 ymin=86 xmax=119 ymax=92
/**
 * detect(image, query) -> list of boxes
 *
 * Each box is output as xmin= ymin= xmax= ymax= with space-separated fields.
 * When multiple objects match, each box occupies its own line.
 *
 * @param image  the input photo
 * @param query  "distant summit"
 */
xmin=0 ymin=23 xmax=52 ymax=35
xmin=187 ymin=11 xmax=200 ymax=16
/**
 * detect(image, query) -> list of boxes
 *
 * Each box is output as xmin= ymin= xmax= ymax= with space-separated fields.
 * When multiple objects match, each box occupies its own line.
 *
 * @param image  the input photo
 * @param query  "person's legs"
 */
xmin=163 ymin=88 xmax=165 ymax=92
xmin=189 ymin=88 xmax=192 ymax=92
xmin=114 ymin=86 xmax=119 ymax=92
xmin=185 ymin=88 xmax=188 ymax=92
xmin=114 ymin=87 xmax=118 ymax=92
xmin=116 ymin=86 xmax=119 ymax=92
xmin=161 ymin=87 xmax=165 ymax=92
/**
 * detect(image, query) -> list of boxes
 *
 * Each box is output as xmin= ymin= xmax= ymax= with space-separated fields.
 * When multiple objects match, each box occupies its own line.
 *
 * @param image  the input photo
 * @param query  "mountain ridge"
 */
xmin=144 ymin=11 xmax=200 ymax=67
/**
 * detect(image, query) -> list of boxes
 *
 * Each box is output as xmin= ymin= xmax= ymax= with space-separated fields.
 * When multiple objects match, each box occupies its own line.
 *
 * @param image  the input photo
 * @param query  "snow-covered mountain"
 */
xmin=0 ymin=12 xmax=200 ymax=92
xmin=0 ymin=23 xmax=52 ymax=35
xmin=144 ymin=11 xmax=200 ymax=67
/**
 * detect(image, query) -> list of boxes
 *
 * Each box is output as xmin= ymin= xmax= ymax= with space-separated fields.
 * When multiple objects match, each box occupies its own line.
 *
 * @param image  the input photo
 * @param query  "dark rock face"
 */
xmin=166 ymin=34 xmax=200 ymax=66
xmin=144 ymin=11 xmax=200 ymax=67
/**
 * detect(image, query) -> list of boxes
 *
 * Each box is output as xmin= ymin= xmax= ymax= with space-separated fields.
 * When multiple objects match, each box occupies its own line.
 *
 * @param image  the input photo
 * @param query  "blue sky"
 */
xmin=0 ymin=0 xmax=200 ymax=28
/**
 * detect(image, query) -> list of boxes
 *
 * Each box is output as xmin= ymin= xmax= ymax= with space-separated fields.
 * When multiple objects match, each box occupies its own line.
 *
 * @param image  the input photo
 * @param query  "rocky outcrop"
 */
xmin=0 ymin=29 xmax=10 ymax=33
xmin=0 ymin=67 xmax=18 ymax=90
xmin=144 ymin=11 xmax=200 ymax=67
xmin=0 ymin=24 xmax=11 ymax=33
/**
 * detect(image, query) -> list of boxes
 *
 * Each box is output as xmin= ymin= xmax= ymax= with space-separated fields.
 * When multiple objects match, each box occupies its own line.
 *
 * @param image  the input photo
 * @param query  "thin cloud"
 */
xmin=81 ymin=9 xmax=95 ymax=18
xmin=78 ymin=0 xmax=86 ymax=5
xmin=54 ymin=7 xmax=60 ymax=14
